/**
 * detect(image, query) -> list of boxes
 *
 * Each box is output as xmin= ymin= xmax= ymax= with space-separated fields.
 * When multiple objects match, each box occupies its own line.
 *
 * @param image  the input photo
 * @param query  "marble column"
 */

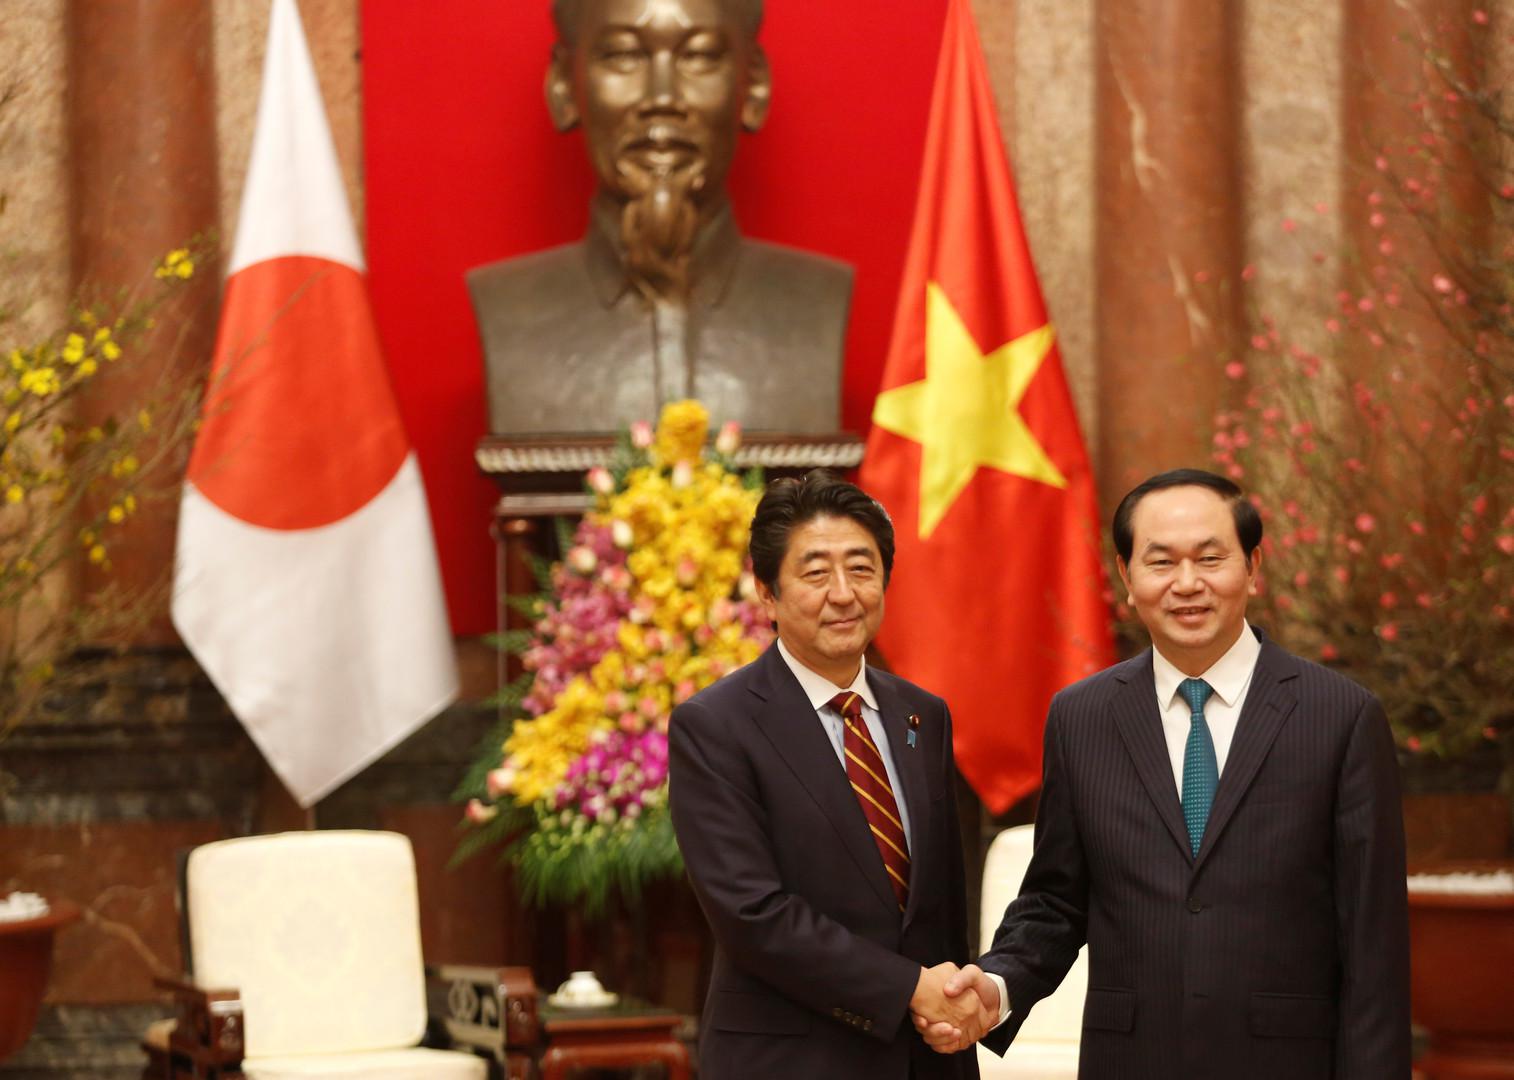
xmin=66 ymin=0 xmax=222 ymax=645
xmin=1093 ymin=0 xmax=1243 ymax=510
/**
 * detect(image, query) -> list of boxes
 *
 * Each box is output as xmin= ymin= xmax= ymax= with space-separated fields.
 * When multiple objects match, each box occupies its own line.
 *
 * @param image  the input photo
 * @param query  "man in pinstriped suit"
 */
xmin=921 ymin=468 xmax=1410 ymax=1079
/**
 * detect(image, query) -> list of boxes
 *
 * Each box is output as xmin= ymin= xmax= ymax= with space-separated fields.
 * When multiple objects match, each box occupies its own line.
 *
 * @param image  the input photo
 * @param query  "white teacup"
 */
xmin=556 ymin=970 xmax=607 ymax=1003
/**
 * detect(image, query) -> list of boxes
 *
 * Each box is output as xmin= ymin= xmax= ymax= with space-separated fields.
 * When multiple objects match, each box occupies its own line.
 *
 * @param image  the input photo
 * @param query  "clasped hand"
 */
xmin=908 ymin=962 xmax=1000 ymax=1053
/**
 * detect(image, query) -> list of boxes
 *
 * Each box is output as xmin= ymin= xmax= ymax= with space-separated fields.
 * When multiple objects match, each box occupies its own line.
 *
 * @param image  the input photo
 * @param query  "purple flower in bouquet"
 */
xmin=558 ymin=729 xmax=670 ymax=825
xmin=521 ymin=520 xmax=634 ymax=714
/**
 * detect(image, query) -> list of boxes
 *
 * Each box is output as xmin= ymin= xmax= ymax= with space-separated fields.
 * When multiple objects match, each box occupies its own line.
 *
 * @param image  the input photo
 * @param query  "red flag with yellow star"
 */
xmin=859 ymin=0 xmax=1113 ymax=813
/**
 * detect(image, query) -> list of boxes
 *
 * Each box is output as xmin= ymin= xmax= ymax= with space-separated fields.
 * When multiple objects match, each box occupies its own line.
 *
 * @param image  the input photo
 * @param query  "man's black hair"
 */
xmin=1111 ymin=468 xmax=1263 ymax=563
xmin=749 ymin=470 xmax=894 ymax=593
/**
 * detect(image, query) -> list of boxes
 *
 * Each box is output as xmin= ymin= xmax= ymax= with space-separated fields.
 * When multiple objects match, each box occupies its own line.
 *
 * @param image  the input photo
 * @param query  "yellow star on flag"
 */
xmin=872 ymin=282 xmax=1067 ymax=538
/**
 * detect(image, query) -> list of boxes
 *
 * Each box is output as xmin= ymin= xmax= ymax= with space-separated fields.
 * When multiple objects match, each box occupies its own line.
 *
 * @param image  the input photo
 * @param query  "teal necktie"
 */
xmin=1178 ymin=677 xmax=1217 ymax=857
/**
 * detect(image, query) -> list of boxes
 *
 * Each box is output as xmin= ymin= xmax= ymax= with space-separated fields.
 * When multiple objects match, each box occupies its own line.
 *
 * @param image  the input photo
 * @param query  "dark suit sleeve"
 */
xmin=978 ymin=698 xmax=1090 ymax=1056
xmin=1332 ymin=694 xmax=1411 ymax=1079
xmin=669 ymin=697 xmax=924 ymax=1041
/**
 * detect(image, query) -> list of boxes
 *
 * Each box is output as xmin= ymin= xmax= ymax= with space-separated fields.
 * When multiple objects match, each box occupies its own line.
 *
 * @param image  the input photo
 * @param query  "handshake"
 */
xmin=908 ymin=962 xmax=1002 ymax=1054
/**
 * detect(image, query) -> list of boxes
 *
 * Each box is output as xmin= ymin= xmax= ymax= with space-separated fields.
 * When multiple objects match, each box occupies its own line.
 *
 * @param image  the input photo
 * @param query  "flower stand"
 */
xmin=0 ymin=898 xmax=81 ymax=1061
xmin=1409 ymin=869 xmax=1514 ymax=1079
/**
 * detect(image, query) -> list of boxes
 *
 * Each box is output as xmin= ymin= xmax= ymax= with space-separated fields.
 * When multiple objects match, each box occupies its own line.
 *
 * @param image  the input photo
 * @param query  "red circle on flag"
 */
xmin=188 ymin=256 xmax=411 ymax=530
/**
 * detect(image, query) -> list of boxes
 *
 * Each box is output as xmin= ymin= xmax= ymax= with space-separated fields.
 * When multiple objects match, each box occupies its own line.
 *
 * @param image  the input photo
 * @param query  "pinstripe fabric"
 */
xmin=832 ymin=691 xmax=911 ymax=911
xmin=977 ymin=631 xmax=1411 ymax=1080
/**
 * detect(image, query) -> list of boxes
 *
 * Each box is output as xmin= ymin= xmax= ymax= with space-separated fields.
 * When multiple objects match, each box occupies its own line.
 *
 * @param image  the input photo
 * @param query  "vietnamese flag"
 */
xmin=172 ymin=0 xmax=457 ymax=807
xmin=859 ymin=0 xmax=1113 ymax=813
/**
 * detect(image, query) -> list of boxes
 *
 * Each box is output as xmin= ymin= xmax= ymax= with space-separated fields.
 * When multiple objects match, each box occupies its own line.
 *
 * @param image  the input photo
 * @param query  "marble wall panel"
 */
xmin=0 ymin=2 xmax=73 ymax=656
xmin=1241 ymin=0 xmax=1344 ymax=368
xmin=0 ymin=0 xmax=70 ymax=342
xmin=967 ymin=0 xmax=1101 ymax=456
xmin=1009 ymin=0 xmax=1099 ymax=451
xmin=0 ymin=821 xmax=223 ymax=1004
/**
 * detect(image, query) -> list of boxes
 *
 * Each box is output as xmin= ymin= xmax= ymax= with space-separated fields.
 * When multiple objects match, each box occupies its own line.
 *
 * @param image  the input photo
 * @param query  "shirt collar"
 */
xmin=1152 ymin=620 xmax=1261 ymax=709
xmin=583 ymin=192 xmax=743 ymax=310
xmin=776 ymin=638 xmax=878 ymax=713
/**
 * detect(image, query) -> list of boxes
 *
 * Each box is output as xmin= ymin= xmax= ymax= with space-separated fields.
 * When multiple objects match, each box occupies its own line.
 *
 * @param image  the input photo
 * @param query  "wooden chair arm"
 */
xmin=150 ymin=974 xmax=245 ymax=1078
xmin=426 ymin=964 xmax=540 ymax=1073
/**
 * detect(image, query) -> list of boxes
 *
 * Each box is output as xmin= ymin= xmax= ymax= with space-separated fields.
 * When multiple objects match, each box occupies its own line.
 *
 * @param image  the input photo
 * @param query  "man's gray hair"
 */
xmin=552 ymin=0 xmax=764 ymax=40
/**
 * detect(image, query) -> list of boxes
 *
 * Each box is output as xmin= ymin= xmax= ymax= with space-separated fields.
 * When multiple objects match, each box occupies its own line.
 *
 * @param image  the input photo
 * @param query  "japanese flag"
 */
xmin=172 ymin=0 xmax=458 ymax=806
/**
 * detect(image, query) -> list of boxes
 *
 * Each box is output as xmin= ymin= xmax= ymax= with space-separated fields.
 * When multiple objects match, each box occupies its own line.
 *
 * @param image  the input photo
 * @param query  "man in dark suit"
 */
xmin=919 ymin=468 xmax=1410 ymax=1079
xmin=669 ymin=471 xmax=987 ymax=1078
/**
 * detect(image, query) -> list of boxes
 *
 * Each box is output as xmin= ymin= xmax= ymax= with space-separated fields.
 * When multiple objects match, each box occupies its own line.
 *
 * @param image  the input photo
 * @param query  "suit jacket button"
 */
xmin=1187 ymin=897 xmax=1204 ymax=913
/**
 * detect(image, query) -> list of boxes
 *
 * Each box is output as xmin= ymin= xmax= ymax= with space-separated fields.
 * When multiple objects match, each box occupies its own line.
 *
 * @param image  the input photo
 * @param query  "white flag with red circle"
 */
xmin=172 ymin=0 xmax=458 ymax=807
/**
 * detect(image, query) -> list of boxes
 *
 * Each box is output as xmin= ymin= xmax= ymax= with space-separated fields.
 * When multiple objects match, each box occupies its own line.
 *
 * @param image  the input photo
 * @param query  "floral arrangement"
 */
xmin=1190 ymin=9 xmax=1512 ymax=786
xmin=1 ymin=246 xmax=205 ymax=736
xmin=456 ymin=400 xmax=773 ymax=910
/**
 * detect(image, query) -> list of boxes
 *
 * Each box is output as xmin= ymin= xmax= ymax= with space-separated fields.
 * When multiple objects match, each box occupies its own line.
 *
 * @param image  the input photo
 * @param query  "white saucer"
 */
xmin=548 ymin=990 xmax=620 ymax=1009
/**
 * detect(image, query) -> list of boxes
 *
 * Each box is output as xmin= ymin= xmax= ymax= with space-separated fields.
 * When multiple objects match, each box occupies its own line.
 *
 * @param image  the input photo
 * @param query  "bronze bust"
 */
xmin=468 ymin=0 xmax=852 ymax=437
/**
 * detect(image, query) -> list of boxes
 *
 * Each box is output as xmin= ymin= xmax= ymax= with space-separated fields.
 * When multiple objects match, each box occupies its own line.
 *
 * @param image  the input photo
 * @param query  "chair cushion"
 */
xmin=244 ymin=1047 xmax=488 ymax=1080
xmin=186 ymin=831 xmax=427 ymax=1058
xmin=977 ymin=1041 xmax=1080 ymax=1079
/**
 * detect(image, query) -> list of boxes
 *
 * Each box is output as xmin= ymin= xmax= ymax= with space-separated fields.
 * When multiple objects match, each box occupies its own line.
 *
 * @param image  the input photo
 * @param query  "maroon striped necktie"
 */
xmin=830 ymin=691 xmax=910 ymax=912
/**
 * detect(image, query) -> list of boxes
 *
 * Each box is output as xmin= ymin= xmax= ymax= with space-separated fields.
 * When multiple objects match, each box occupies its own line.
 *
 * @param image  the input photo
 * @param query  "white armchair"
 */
xmin=144 ymin=830 xmax=512 ymax=1080
xmin=976 ymin=824 xmax=1088 ymax=1079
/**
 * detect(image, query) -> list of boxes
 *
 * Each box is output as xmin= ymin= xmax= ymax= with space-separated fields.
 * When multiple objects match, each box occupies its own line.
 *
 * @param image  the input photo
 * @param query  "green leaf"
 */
xmin=482 ymin=629 xmax=534 ymax=655
xmin=478 ymin=671 xmax=533 ymax=711
xmin=452 ymin=718 xmax=513 ymax=801
xmin=553 ymin=515 xmax=577 ymax=557
xmin=503 ymin=593 xmax=545 ymax=621
xmin=527 ymin=553 xmax=556 ymax=592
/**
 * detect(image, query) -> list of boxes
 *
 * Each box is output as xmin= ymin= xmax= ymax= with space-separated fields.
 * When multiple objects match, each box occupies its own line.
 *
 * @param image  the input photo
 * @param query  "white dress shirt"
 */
xmin=775 ymin=639 xmax=912 ymax=851
xmin=1151 ymin=620 xmax=1262 ymax=791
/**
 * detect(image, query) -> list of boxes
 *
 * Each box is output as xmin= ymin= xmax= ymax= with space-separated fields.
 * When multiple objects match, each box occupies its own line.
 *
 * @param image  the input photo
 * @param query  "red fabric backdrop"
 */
xmin=362 ymin=1 xmax=951 ymax=633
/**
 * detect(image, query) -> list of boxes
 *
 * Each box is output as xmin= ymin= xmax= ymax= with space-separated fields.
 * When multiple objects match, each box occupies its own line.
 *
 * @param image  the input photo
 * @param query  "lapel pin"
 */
xmin=907 ymin=714 xmax=920 ymax=749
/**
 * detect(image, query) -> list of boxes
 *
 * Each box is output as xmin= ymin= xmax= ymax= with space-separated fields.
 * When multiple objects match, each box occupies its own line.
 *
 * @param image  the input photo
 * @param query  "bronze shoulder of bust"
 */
xmin=469 ymin=233 xmax=851 ymax=437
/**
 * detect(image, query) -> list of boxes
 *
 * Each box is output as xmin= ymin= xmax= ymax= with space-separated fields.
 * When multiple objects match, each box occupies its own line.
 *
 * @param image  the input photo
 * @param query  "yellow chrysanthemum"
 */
xmin=652 ymin=399 xmax=709 ymax=465
xmin=494 ymin=409 xmax=768 ymax=816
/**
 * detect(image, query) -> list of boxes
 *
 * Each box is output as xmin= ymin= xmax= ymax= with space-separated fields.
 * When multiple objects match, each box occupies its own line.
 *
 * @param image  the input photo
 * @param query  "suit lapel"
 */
xmin=1111 ymin=651 xmax=1195 ymax=862
xmin=1193 ymin=638 xmax=1299 ymax=872
xmin=869 ymin=671 xmax=931 ymax=929
xmin=748 ymin=647 xmax=899 ymax=914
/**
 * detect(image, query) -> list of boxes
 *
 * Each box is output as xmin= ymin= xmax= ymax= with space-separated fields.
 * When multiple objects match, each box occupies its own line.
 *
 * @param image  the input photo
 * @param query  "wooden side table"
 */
xmin=538 ymin=1001 xmax=691 ymax=1080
